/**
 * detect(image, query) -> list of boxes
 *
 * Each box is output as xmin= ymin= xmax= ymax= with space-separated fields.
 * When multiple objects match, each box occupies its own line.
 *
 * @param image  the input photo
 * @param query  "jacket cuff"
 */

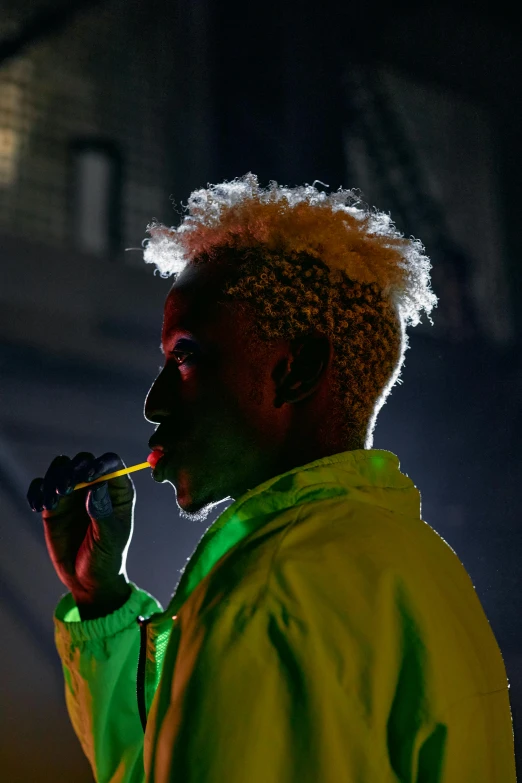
xmin=53 ymin=581 xmax=163 ymax=644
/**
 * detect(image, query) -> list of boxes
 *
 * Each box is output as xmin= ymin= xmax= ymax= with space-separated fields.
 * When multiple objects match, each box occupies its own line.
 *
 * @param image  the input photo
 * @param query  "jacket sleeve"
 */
xmin=54 ymin=581 xmax=163 ymax=783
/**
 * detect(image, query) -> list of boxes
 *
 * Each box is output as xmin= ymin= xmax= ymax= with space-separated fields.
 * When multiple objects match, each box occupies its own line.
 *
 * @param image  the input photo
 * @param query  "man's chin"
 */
xmin=176 ymin=498 xmax=213 ymax=523
xmin=174 ymin=487 xmax=230 ymax=524
xmin=157 ymin=464 xmax=232 ymax=522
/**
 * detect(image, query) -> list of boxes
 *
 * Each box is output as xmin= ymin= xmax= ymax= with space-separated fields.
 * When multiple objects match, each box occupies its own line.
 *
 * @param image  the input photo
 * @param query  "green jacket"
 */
xmin=54 ymin=449 xmax=517 ymax=782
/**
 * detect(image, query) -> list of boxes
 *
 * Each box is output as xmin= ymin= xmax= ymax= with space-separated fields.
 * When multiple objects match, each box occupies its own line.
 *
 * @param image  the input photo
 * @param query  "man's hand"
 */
xmin=27 ymin=451 xmax=135 ymax=619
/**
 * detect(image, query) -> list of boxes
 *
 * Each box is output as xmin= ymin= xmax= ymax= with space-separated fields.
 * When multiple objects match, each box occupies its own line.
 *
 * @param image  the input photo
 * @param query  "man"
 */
xmin=28 ymin=173 xmax=516 ymax=781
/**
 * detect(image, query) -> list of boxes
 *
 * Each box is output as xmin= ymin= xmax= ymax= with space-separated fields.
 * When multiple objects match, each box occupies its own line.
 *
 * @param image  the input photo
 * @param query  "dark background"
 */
xmin=0 ymin=1 xmax=520 ymax=780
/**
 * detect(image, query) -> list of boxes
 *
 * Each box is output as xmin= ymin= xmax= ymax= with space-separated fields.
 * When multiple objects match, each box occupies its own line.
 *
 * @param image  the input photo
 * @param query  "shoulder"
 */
xmin=193 ymin=495 xmax=402 ymax=618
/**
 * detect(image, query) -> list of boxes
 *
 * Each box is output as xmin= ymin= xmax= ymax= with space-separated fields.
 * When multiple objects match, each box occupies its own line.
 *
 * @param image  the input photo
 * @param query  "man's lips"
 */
xmin=147 ymin=450 xmax=166 ymax=469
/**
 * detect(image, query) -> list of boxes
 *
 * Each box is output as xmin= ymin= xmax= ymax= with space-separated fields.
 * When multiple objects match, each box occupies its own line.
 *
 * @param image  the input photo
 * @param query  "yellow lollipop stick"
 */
xmin=74 ymin=461 xmax=151 ymax=490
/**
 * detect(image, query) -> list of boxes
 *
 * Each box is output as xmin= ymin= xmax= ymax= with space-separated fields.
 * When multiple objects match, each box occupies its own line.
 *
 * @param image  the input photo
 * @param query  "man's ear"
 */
xmin=273 ymin=332 xmax=331 ymax=407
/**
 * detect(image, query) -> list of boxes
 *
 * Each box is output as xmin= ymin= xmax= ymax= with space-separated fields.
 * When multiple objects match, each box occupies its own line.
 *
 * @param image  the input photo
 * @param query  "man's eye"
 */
xmin=170 ymin=350 xmax=193 ymax=366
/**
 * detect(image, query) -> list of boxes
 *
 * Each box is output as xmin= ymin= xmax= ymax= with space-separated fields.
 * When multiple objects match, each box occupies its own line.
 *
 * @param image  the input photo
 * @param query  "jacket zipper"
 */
xmin=137 ymin=615 xmax=152 ymax=732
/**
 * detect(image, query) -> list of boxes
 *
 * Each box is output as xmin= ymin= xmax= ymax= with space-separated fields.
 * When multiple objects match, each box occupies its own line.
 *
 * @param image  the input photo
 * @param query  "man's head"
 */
xmin=143 ymin=174 xmax=437 ymax=519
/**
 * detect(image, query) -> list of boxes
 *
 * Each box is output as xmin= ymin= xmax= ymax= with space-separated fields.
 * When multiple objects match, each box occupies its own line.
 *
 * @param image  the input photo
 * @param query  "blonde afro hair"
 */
xmin=143 ymin=173 xmax=437 ymax=448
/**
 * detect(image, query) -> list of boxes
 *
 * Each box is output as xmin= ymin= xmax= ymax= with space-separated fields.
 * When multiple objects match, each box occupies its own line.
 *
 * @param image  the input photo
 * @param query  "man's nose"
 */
xmin=143 ymin=373 xmax=171 ymax=424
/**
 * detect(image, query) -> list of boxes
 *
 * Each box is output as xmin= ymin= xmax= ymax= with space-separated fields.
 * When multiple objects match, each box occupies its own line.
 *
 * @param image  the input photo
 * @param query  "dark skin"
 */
xmin=144 ymin=262 xmax=351 ymax=521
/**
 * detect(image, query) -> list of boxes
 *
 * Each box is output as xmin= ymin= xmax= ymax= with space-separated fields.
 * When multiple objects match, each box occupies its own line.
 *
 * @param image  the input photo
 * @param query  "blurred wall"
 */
xmin=1 ymin=0 xmax=520 ymax=780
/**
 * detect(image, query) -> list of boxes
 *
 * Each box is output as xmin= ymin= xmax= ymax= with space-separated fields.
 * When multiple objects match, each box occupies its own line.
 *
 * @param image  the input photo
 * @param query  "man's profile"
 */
xmin=29 ymin=173 xmax=516 ymax=781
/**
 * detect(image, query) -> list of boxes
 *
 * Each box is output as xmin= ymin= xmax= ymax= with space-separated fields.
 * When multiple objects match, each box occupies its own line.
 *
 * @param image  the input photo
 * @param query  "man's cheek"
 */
xmin=245 ymin=378 xmax=265 ymax=406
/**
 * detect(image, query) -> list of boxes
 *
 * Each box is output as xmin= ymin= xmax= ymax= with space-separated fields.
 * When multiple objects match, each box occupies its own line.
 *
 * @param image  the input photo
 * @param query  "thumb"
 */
xmin=87 ymin=481 xmax=114 ymax=520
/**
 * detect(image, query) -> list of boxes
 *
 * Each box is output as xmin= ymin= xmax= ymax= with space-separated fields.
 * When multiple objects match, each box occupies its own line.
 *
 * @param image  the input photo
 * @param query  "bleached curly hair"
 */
xmin=142 ymin=173 xmax=437 ymax=449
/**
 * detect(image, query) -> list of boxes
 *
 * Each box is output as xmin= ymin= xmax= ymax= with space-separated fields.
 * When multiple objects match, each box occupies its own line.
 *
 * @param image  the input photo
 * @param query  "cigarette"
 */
xmin=74 ymin=461 xmax=152 ymax=490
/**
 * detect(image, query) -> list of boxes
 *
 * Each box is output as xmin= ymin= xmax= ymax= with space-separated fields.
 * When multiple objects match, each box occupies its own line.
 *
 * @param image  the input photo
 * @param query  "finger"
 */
xmin=69 ymin=451 xmax=96 ymax=485
xmin=86 ymin=452 xmax=129 ymax=486
xmin=27 ymin=477 xmax=44 ymax=512
xmin=42 ymin=455 xmax=72 ymax=511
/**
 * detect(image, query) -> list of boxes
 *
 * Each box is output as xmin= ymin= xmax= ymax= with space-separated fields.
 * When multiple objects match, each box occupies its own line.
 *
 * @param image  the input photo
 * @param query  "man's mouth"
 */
xmin=147 ymin=449 xmax=166 ymax=469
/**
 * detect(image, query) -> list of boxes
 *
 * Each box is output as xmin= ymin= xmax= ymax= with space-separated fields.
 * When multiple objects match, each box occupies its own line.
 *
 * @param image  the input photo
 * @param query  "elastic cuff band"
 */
xmin=53 ymin=582 xmax=163 ymax=644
